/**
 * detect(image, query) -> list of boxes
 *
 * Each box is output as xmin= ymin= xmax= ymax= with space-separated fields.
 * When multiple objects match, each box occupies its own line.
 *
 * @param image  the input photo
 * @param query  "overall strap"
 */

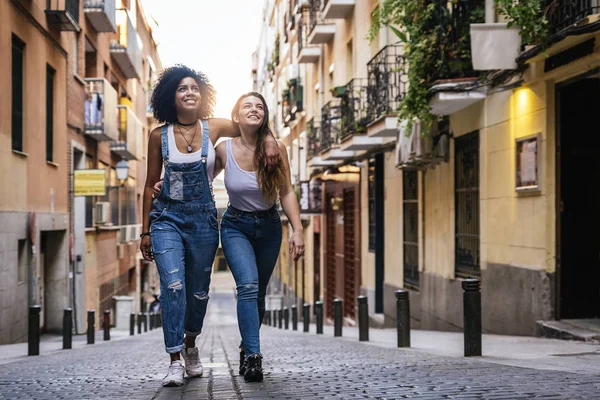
xmin=201 ymin=120 xmax=210 ymax=159
xmin=160 ymin=125 xmax=169 ymax=162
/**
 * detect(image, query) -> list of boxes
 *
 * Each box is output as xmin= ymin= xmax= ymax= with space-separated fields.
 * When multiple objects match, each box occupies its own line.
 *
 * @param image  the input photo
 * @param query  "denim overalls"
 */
xmin=150 ymin=120 xmax=219 ymax=354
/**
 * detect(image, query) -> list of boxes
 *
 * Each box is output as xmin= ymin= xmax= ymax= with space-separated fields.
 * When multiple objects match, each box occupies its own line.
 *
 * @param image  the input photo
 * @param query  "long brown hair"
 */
xmin=231 ymin=92 xmax=286 ymax=203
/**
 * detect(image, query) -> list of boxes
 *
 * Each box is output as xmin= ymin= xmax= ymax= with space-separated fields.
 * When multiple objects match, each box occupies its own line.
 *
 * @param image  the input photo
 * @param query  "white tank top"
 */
xmin=224 ymin=139 xmax=273 ymax=211
xmin=167 ymin=123 xmax=216 ymax=181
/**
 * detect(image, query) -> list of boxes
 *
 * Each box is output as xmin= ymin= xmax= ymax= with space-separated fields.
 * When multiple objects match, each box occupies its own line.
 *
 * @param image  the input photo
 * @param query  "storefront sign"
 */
xmin=299 ymin=179 xmax=322 ymax=214
xmin=74 ymin=169 xmax=106 ymax=197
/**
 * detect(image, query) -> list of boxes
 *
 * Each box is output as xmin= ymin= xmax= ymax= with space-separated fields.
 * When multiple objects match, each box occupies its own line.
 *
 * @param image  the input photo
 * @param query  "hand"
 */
xmin=140 ymin=235 xmax=154 ymax=261
xmin=289 ymin=231 xmax=305 ymax=262
xmin=264 ymin=140 xmax=281 ymax=169
xmin=152 ymin=180 xmax=163 ymax=198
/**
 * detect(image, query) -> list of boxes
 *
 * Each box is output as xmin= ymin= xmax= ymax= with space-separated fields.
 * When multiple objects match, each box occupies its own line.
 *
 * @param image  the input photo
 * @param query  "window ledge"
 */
xmin=47 ymin=161 xmax=59 ymax=168
xmin=74 ymin=74 xmax=85 ymax=86
xmin=97 ymin=225 xmax=120 ymax=231
xmin=12 ymin=149 xmax=28 ymax=158
xmin=85 ymin=227 xmax=96 ymax=232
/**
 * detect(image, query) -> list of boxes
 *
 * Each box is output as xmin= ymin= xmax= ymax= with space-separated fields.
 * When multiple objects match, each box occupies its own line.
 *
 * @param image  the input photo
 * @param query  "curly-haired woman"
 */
xmin=140 ymin=65 xmax=280 ymax=387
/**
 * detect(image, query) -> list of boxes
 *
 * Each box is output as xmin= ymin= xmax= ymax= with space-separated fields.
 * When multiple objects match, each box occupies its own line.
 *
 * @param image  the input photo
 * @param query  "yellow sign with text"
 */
xmin=74 ymin=169 xmax=106 ymax=197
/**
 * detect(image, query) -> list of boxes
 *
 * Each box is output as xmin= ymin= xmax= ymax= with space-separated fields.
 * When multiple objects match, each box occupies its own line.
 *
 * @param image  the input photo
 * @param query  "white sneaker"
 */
xmin=162 ymin=360 xmax=184 ymax=387
xmin=182 ymin=346 xmax=203 ymax=377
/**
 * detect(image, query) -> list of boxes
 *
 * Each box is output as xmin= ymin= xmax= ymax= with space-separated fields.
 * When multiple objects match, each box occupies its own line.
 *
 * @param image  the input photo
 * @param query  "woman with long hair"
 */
xmin=141 ymin=66 xmax=280 ymax=387
xmin=216 ymin=92 xmax=304 ymax=382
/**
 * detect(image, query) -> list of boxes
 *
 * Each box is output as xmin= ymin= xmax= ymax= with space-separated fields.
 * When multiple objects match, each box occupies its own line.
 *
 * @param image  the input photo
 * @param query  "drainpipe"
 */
xmin=485 ymin=0 xmax=495 ymax=24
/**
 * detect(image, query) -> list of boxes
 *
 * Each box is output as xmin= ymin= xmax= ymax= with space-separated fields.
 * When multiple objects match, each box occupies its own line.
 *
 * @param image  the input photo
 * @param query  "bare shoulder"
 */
xmin=148 ymin=126 xmax=163 ymax=146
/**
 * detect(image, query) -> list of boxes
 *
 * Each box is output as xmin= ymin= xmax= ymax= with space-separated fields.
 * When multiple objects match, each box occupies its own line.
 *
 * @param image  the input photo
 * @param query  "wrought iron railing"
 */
xmin=320 ymin=99 xmax=342 ymax=151
xmin=338 ymin=78 xmax=370 ymax=141
xmin=298 ymin=9 xmax=306 ymax=55
xmin=367 ymin=43 xmax=408 ymax=120
xmin=546 ymin=0 xmax=600 ymax=34
xmin=306 ymin=118 xmax=320 ymax=159
xmin=433 ymin=0 xmax=484 ymax=80
xmin=309 ymin=0 xmax=320 ymax=36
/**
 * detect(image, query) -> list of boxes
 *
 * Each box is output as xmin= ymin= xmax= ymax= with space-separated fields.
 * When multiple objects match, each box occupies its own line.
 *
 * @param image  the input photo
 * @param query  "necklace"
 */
xmin=176 ymin=119 xmax=196 ymax=127
xmin=237 ymin=138 xmax=256 ymax=153
xmin=176 ymin=122 xmax=198 ymax=153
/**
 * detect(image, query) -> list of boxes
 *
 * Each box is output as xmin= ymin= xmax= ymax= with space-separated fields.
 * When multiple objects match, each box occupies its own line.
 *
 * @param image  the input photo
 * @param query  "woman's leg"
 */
xmin=151 ymin=221 xmax=186 ymax=359
xmin=221 ymin=220 xmax=261 ymax=357
xmin=254 ymin=218 xmax=283 ymax=328
xmin=182 ymin=212 xmax=219 ymax=340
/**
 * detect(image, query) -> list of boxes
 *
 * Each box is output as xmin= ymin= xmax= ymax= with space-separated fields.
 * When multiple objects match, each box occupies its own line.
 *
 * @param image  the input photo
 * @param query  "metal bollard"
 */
xmin=358 ymin=296 xmax=369 ymax=342
xmin=395 ymin=290 xmax=411 ymax=347
xmin=157 ymin=312 xmax=162 ymax=328
xmin=267 ymin=310 xmax=272 ymax=326
xmin=303 ymin=303 xmax=310 ymax=332
xmin=137 ymin=312 xmax=143 ymax=334
xmin=149 ymin=313 xmax=154 ymax=330
xmin=87 ymin=310 xmax=95 ymax=345
xmin=462 ymin=278 xmax=482 ymax=357
xmin=28 ymin=305 xmax=41 ymax=356
xmin=333 ymin=298 xmax=343 ymax=337
xmin=273 ymin=310 xmax=277 ymax=327
xmin=103 ymin=310 xmax=110 ymax=341
xmin=143 ymin=313 xmax=148 ymax=332
xmin=63 ymin=308 xmax=72 ymax=350
xmin=315 ymin=301 xmax=323 ymax=334
xmin=278 ymin=308 xmax=283 ymax=329
xmin=284 ymin=307 xmax=289 ymax=330
xmin=130 ymin=313 xmax=135 ymax=336
xmin=291 ymin=305 xmax=298 ymax=331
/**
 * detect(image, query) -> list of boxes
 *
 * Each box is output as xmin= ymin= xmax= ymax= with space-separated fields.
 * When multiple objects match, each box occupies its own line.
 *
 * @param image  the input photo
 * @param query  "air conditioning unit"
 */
xmin=129 ymin=224 xmax=141 ymax=242
xmin=95 ymin=202 xmax=110 ymax=225
xmin=119 ymin=226 xmax=129 ymax=243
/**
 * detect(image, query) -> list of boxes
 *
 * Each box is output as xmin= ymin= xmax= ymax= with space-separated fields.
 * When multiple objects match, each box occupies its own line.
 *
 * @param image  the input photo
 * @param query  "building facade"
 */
xmin=255 ymin=0 xmax=599 ymax=336
xmin=0 ymin=0 xmax=162 ymax=344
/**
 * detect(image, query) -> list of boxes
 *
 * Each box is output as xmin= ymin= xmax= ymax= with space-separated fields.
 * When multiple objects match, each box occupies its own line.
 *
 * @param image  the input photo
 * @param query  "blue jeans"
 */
xmin=220 ymin=205 xmax=282 ymax=358
xmin=150 ymin=203 xmax=219 ymax=353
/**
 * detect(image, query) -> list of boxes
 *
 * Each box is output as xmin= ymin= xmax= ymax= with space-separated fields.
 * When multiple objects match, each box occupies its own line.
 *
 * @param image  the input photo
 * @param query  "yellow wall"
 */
xmin=360 ymin=167 xmax=375 ymax=290
xmin=383 ymin=150 xmax=404 ymax=287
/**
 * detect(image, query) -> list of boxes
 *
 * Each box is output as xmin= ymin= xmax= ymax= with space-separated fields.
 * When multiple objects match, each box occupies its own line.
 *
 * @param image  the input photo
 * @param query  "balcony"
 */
xmin=110 ymin=9 xmax=142 ymax=79
xmin=547 ymin=0 xmax=600 ymax=35
xmin=321 ymin=0 xmax=355 ymax=19
xmin=306 ymin=118 xmax=336 ymax=167
xmin=428 ymin=0 xmax=486 ymax=116
xmin=298 ymin=10 xmax=320 ymax=63
xmin=46 ymin=0 xmax=81 ymax=32
xmin=110 ymin=105 xmax=143 ymax=160
xmin=84 ymin=0 xmax=116 ymax=33
xmin=366 ymin=43 xmax=407 ymax=137
xmin=282 ymin=79 xmax=303 ymax=127
xmin=337 ymin=79 xmax=393 ymax=151
xmin=307 ymin=0 xmax=336 ymax=45
xmin=319 ymin=99 xmax=355 ymax=160
xmin=84 ymin=78 xmax=118 ymax=141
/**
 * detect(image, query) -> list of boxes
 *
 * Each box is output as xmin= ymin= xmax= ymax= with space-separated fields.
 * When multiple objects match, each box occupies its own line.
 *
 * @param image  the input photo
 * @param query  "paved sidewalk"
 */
xmin=0 ymin=276 xmax=599 ymax=399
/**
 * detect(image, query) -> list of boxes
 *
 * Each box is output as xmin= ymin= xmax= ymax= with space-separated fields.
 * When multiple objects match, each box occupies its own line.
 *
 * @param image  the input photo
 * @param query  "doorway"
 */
xmin=557 ymin=72 xmax=600 ymax=319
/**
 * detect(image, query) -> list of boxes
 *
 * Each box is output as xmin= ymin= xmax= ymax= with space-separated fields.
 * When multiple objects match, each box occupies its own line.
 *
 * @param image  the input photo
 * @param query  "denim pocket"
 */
xmin=207 ymin=210 xmax=219 ymax=231
xmin=270 ymin=209 xmax=281 ymax=223
xmin=149 ymin=207 xmax=167 ymax=226
xmin=169 ymin=171 xmax=204 ymax=201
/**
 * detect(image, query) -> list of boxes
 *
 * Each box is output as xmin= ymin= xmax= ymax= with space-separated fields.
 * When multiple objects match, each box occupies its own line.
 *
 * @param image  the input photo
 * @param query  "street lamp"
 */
xmin=115 ymin=160 xmax=129 ymax=183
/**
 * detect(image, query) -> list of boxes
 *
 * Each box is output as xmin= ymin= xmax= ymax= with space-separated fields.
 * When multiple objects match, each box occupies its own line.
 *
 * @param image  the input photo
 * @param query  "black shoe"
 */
xmin=244 ymin=354 xmax=263 ymax=382
xmin=239 ymin=349 xmax=246 ymax=376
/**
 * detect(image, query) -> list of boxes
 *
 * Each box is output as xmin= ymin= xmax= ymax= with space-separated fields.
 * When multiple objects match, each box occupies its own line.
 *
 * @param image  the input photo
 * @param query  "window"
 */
xmin=74 ymin=32 xmax=80 ymax=75
xmin=368 ymin=158 xmax=376 ymax=252
xmin=12 ymin=34 xmax=25 ymax=152
xmin=18 ymin=239 xmax=27 ymax=283
xmin=46 ymin=65 xmax=55 ymax=162
xmin=403 ymin=170 xmax=419 ymax=289
xmin=455 ymin=131 xmax=480 ymax=278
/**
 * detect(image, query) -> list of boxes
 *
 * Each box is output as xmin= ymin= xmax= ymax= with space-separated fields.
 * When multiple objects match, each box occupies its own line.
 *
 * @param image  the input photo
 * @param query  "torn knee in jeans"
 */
xmin=194 ymin=291 xmax=209 ymax=301
xmin=167 ymin=280 xmax=183 ymax=291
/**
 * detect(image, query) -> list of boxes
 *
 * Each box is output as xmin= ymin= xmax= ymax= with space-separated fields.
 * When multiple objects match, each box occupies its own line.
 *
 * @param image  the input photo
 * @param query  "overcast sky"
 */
xmin=143 ymin=0 xmax=264 ymax=118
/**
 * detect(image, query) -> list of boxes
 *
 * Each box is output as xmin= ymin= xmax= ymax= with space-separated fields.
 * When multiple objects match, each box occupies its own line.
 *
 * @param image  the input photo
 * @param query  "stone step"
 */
xmin=536 ymin=319 xmax=600 ymax=342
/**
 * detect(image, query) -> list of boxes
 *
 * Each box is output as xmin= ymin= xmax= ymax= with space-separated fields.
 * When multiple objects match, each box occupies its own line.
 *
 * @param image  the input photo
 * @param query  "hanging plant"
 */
xmin=494 ymin=0 xmax=550 ymax=46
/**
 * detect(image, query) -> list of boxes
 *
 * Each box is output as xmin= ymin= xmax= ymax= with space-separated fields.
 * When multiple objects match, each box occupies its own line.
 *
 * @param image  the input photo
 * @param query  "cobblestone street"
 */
xmin=1 ymin=292 xmax=599 ymax=399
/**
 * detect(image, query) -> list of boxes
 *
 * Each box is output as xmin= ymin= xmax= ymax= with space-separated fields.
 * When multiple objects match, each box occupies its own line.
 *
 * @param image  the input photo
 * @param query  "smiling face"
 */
xmin=174 ymin=77 xmax=202 ymax=115
xmin=233 ymin=95 xmax=266 ymax=131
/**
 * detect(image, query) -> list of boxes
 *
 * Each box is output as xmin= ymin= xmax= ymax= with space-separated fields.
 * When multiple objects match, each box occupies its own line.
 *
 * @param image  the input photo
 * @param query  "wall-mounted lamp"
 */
xmin=331 ymin=196 xmax=343 ymax=211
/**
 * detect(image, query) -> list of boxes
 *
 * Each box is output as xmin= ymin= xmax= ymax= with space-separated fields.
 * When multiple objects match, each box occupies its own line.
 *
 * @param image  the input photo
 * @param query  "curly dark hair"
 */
xmin=150 ymin=64 xmax=216 ymax=124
